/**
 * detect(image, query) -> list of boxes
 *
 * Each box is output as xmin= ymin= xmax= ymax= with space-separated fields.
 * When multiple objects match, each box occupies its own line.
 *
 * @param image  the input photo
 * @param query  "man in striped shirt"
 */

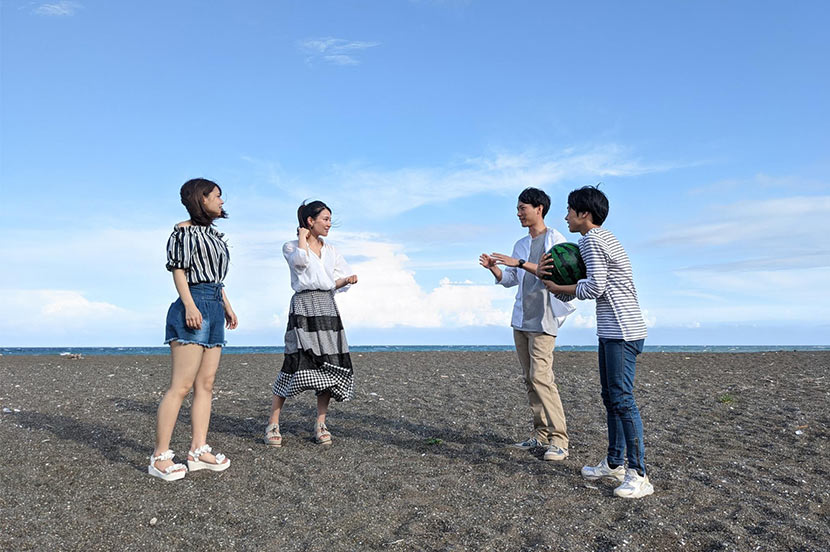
xmin=539 ymin=186 xmax=654 ymax=499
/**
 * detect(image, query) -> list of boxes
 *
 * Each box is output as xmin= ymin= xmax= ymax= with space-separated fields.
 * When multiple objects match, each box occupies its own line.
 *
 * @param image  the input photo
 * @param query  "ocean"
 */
xmin=1 ymin=345 xmax=828 ymax=356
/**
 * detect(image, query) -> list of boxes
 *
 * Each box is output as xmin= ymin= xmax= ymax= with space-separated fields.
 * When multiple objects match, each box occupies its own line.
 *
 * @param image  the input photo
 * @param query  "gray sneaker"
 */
xmin=543 ymin=444 xmax=569 ymax=461
xmin=613 ymin=469 xmax=654 ymax=499
xmin=581 ymin=457 xmax=626 ymax=482
xmin=511 ymin=437 xmax=544 ymax=450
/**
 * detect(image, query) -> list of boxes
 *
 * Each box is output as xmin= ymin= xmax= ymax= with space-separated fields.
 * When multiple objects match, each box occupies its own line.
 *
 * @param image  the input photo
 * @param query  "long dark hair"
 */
xmin=297 ymin=200 xmax=331 ymax=229
xmin=180 ymin=178 xmax=228 ymax=226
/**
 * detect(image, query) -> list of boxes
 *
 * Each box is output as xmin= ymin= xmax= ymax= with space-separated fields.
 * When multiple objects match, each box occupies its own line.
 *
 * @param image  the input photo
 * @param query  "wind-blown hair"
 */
xmin=297 ymin=200 xmax=331 ymax=229
xmin=180 ymin=178 xmax=227 ymax=226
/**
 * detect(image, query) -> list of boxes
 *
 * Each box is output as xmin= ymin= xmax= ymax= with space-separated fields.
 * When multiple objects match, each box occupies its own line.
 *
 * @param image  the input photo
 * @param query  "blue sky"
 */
xmin=2 ymin=0 xmax=828 ymax=346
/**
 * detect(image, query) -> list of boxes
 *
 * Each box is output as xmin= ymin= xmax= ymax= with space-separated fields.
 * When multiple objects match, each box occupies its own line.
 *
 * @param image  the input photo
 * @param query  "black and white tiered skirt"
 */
xmin=272 ymin=289 xmax=354 ymax=402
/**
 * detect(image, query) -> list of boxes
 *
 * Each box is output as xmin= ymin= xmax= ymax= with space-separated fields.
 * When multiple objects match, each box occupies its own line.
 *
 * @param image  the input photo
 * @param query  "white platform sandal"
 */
xmin=187 ymin=444 xmax=230 ymax=472
xmin=148 ymin=450 xmax=187 ymax=481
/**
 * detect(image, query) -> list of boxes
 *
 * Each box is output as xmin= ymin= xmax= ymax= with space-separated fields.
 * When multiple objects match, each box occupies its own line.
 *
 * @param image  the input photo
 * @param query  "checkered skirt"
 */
xmin=272 ymin=289 xmax=354 ymax=402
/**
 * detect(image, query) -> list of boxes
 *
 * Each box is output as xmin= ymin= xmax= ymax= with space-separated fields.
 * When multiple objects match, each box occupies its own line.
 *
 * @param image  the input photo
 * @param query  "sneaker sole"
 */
xmin=581 ymin=473 xmax=625 ymax=482
xmin=543 ymin=453 xmax=569 ymax=461
xmin=614 ymin=485 xmax=654 ymax=499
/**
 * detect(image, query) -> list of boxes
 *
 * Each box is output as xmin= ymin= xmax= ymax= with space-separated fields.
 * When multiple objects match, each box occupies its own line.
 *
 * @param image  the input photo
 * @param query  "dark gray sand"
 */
xmin=1 ymin=351 xmax=828 ymax=551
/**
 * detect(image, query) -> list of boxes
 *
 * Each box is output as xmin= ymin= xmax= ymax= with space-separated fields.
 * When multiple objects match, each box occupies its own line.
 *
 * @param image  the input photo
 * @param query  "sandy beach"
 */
xmin=0 ymin=350 xmax=827 ymax=551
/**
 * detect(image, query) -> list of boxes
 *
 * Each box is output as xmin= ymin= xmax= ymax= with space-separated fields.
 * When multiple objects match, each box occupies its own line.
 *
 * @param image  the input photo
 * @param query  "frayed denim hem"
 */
xmin=164 ymin=338 xmax=226 ymax=348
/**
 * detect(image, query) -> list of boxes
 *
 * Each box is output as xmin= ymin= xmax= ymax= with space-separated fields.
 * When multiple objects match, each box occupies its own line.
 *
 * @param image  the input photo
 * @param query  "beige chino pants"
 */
xmin=513 ymin=329 xmax=569 ymax=449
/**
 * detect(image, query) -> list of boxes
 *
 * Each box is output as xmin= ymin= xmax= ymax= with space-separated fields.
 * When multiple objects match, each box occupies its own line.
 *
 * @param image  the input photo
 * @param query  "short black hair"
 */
xmin=517 ymin=187 xmax=551 ymax=218
xmin=567 ymin=185 xmax=608 ymax=226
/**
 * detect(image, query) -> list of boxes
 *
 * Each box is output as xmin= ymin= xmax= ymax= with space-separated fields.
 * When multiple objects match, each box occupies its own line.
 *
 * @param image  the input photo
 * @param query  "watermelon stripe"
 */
xmin=544 ymin=242 xmax=586 ymax=285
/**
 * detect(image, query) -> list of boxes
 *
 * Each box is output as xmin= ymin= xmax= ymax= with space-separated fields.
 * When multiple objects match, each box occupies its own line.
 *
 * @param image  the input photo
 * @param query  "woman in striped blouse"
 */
xmin=148 ymin=178 xmax=238 ymax=481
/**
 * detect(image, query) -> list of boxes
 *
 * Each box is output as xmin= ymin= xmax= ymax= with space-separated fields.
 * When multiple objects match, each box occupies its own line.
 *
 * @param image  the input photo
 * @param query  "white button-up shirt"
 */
xmin=497 ymin=227 xmax=576 ymax=331
xmin=283 ymin=239 xmax=353 ymax=293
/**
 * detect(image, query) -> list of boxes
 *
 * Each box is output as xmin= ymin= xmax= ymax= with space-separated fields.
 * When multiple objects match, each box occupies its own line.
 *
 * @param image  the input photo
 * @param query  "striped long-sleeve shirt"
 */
xmin=575 ymin=228 xmax=647 ymax=341
xmin=165 ymin=225 xmax=230 ymax=284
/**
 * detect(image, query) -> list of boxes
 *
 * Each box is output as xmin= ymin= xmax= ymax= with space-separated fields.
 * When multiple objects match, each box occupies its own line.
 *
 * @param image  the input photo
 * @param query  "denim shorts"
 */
xmin=164 ymin=283 xmax=227 ymax=348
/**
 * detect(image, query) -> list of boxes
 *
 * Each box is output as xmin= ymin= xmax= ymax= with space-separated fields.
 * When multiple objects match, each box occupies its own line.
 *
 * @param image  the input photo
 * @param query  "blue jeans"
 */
xmin=598 ymin=338 xmax=646 ymax=474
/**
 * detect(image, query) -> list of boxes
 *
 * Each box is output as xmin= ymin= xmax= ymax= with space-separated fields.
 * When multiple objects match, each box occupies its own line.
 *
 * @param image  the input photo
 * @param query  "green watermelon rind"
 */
xmin=541 ymin=243 xmax=586 ymax=285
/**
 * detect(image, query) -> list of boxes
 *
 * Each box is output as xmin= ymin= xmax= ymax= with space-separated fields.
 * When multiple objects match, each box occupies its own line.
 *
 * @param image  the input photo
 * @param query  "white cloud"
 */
xmin=688 ymin=173 xmax=829 ymax=196
xmin=322 ymin=145 xmax=673 ymax=218
xmin=652 ymin=195 xmax=830 ymax=249
xmin=0 ymin=289 xmax=124 ymax=329
xmin=643 ymin=267 xmax=830 ymax=327
xmin=299 ymin=37 xmax=380 ymax=66
xmin=332 ymin=234 xmax=513 ymax=328
xmin=33 ymin=1 xmax=81 ymax=16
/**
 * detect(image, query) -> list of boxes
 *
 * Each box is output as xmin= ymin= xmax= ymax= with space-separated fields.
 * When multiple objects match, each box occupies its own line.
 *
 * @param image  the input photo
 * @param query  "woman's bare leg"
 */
xmin=153 ymin=341 xmax=203 ymax=472
xmin=189 ymin=345 xmax=224 ymax=464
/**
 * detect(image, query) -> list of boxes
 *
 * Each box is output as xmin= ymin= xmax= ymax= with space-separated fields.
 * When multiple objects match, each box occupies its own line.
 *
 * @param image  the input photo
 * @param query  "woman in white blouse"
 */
xmin=265 ymin=200 xmax=358 ymax=447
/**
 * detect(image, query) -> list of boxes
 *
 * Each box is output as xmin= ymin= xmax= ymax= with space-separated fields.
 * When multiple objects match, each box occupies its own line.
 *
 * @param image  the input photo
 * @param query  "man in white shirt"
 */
xmin=480 ymin=187 xmax=575 ymax=461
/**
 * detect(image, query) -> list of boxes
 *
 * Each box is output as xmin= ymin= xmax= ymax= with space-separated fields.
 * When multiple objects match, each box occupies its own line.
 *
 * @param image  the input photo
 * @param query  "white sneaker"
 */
xmin=613 ymin=469 xmax=654 ymax=499
xmin=581 ymin=458 xmax=626 ymax=482
xmin=511 ymin=437 xmax=544 ymax=450
xmin=543 ymin=444 xmax=569 ymax=461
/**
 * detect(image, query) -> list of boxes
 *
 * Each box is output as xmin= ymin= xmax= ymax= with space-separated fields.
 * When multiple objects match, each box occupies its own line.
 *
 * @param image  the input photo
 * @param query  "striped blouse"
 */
xmin=575 ymin=228 xmax=647 ymax=341
xmin=165 ymin=225 xmax=229 ymax=284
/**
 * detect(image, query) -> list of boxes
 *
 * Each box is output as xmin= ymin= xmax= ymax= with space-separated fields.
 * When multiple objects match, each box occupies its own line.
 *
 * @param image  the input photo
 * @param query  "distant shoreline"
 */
xmin=2 ymin=344 xmax=829 ymax=356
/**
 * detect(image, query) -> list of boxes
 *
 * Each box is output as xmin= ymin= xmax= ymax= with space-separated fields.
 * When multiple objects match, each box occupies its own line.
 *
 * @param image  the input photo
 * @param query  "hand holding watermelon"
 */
xmin=537 ymin=243 xmax=586 ymax=285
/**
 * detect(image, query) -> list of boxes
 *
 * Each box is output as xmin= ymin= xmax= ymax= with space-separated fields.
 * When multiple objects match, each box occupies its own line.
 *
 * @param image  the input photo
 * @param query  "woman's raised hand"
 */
xmin=297 ymin=227 xmax=311 ymax=241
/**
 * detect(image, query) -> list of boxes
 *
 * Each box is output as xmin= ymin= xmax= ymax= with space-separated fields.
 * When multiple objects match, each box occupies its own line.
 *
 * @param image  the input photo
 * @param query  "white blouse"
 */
xmin=283 ymin=239 xmax=353 ymax=293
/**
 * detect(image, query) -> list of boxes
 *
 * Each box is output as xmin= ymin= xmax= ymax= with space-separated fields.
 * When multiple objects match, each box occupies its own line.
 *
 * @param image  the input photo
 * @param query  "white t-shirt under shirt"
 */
xmin=283 ymin=239 xmax=352 ymax=293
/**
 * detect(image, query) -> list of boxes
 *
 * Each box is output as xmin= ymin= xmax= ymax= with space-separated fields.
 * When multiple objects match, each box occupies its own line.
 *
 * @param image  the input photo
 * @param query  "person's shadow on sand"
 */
xmin=12 ymin=410 xmax=149 ymax=472
xmin=111 ymin=398 xmax=556 ymax=476
xmin=111 ymin=397 xmax=265 ymax=440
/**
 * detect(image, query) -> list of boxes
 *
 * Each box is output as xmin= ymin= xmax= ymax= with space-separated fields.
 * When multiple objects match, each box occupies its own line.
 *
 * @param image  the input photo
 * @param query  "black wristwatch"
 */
xmin=517 ymin=259 xmax=526 ymax=269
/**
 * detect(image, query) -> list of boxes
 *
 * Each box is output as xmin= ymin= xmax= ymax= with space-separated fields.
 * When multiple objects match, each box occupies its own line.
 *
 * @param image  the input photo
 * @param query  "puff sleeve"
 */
xmin=165 ymin=229 xmax=191 ymax=272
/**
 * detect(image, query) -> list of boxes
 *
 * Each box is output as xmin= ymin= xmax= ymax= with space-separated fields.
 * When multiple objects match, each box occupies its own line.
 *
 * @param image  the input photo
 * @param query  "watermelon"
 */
xmin=541 ymin=242 xmax=586 ymax=285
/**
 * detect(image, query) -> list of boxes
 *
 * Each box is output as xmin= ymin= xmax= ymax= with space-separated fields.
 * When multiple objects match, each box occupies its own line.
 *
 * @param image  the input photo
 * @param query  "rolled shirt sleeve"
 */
xmin=333 ymin=248 xmax=353 ymax=293
xmin=497 ymin=242 xmax=524 ymax=288
xmin=283 ymin=241 xmax=309 ymax=271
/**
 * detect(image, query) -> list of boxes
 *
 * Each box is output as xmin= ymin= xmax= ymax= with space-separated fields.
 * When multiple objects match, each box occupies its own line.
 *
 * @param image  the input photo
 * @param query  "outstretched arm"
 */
xmin=479 ymin=253 xmax=503 ymax=282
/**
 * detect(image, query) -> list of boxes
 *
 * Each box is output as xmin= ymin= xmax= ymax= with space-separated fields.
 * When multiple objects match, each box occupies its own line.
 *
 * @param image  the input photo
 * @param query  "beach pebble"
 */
xmin=795 ymin=430 xmax=804 ymax=436
xmin=2 ymin=407 xmax=11 ymax=413
xmin=149 ymin=517 xmax=158 ymax=526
